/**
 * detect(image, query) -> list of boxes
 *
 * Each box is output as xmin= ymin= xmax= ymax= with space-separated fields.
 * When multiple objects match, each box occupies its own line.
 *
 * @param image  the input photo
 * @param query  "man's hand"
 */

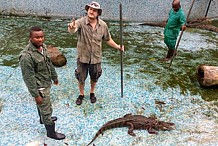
xmin=118 ymin=45 xmax=125 ymax=52
xmin=181 ymin=25 xmax=186 ymax=31
xmin=35 ymin=96 xmax=43 ymax=105
xmin=54 ymin=79 xmax=58 ymax=85
xmin=68 ymin=18 xmax=76 ymax=29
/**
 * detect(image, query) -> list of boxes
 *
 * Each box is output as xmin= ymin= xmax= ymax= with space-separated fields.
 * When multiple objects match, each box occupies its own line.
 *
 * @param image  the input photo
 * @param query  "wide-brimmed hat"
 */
xmin=85 ymin=1 xmax=102 ymax=16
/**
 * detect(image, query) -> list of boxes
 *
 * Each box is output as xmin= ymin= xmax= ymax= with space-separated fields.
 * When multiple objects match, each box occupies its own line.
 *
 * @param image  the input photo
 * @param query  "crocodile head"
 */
xmin=154 ymin=120 xmax=175 ymax=131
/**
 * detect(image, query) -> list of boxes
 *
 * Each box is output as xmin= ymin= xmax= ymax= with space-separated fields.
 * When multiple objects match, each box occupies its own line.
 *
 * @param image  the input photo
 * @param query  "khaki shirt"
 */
xmin=71 ymin=16 xmax=111 ymax=64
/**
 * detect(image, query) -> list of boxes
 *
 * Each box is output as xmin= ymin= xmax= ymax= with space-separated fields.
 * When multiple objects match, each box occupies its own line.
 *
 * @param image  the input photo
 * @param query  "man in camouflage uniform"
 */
xmin=19 ymin=26 xmax=65 ymax=140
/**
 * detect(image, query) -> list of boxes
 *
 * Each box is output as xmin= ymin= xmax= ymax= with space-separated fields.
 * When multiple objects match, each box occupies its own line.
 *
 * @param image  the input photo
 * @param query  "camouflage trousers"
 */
xmin=37 ymin=86 xmax=53 ymax=125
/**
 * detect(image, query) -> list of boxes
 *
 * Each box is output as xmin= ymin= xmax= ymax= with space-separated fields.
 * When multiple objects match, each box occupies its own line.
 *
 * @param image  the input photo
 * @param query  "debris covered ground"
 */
xmin=0 ymin=17 xmax=218 ymax=146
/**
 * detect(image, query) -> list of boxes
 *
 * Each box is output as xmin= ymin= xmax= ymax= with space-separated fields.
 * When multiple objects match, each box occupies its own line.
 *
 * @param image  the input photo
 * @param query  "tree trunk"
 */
xmin=47 ymin=45 xmax=67 ymax=67
xmin=196 ymin=65 xmax=218 ymax=86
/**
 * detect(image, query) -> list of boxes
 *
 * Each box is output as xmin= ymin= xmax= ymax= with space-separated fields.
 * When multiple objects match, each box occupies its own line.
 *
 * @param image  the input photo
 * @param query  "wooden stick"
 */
xmin=205 ymin=0 xmax=212 ymax=17
xmin=168 ymin=0 xmax=196 ymax=69
xmin=119 ymin=3 xmax=124 ymax=97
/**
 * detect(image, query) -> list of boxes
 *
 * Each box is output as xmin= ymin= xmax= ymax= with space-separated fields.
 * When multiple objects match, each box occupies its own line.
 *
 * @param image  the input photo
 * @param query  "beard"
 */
xmin=87 ymin=13 xmax=98 ymax=20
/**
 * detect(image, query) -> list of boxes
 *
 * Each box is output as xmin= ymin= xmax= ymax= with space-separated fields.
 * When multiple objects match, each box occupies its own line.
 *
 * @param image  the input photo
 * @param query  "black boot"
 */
xmin=76 ymin=95 xmax=84 ymax=105
xmin=45 ymin=124 xmax=66 ymax=140
xmin=90 ymin=93 xmax=96 ymax=103
xmin=40 ymin=116 xmax=57 ymax=124
xmin=164 ymin=49 xmax=175 ymax=61
xmin=37 ymin=107 xmax=57 ymax=124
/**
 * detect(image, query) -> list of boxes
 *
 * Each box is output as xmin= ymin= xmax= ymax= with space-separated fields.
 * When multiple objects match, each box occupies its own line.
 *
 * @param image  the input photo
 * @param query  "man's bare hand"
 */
xmin=119 ymin=45 xmax=125 ymax=52
xmin=68 ymin=18 xmax=76 ymax=29
xmin=181 ymin=25 xmax=186 ymax=31
xmin=54 ymin=79 xmax=58 ymax=85
xmin=35 ymin=96 xmax=43 ymax=105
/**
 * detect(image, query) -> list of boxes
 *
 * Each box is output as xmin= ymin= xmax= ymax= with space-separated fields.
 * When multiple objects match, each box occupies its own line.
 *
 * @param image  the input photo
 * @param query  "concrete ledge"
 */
xmin=0 ymin=0 xmax=218 ymax=21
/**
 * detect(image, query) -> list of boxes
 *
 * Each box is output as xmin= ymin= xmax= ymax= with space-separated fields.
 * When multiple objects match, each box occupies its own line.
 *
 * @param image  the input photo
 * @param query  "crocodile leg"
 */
xmin=147 ymin=127 xmax=157 ymax=134
xmin=127 ymin=122 xmax=136 ymax=136
xmin=123 ymin=113 xmax=132 ymax=117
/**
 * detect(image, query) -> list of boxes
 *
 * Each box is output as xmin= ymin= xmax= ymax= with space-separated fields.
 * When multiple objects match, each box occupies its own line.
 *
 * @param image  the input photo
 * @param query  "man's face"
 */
xmin=87 ymin=7 xmax=99 ymax=19
xmin=30 ymin=31 xmax=44 ymax=47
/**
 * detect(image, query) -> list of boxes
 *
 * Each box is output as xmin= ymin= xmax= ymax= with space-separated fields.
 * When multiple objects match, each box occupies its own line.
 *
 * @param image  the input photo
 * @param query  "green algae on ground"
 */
xmin=0 ymin=16 xmax=217 ymax=145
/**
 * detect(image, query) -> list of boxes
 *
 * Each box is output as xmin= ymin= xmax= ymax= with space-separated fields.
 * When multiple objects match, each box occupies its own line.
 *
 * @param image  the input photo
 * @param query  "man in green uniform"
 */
xmin=164 ymin=0 xmax=186 ymax=61
xmin=19 ymin=26 xmax=65 ymax=140
xmin=68 ymin=1 xmax=124 ymax=105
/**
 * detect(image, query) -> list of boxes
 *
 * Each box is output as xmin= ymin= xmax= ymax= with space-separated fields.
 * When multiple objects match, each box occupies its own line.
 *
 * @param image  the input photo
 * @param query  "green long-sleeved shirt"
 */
xmin=19 ymin=42 xmax=57 ymax=98
xmin=164 ymin=8 xmax=186 ymax=39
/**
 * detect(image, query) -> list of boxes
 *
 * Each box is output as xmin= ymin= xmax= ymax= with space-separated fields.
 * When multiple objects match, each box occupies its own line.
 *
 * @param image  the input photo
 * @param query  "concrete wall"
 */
xmin=0 ymin=0 xmax=217 ymax=21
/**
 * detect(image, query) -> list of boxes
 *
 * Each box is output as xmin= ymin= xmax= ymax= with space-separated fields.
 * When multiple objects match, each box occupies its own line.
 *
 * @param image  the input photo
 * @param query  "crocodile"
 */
xmin=87 ymin=113 xmax=175 ymax=146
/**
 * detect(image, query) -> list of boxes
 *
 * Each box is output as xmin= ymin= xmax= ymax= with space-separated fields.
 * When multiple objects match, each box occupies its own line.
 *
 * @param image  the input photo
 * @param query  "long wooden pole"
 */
xmin=205 ymin=0 xmax=212 ymax=17
xmin=168 ymin=0 xmax=196 ymax=69
xmin=119 ymin=3 xmax=124 ymax=97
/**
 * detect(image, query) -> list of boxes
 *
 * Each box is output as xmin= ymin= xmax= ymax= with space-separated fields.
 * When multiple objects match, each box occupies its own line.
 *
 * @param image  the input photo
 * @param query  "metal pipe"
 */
xmin=119 ymin=3 xmax=124 ymax=97
xmin=205 ymin=0 xmax=212 ymax=17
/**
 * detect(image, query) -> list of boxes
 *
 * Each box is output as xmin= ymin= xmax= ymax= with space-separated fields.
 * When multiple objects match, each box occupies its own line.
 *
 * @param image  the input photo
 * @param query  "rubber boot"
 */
xmin=164 ymin=49 xmax=175 ymax=61
xmin=40 ymin=116 xmax=57 ymax=124
xmin=37 ymin=107 xmax=57 ymax=124
xmin=45 ymin=124 xmax=66 ymax=140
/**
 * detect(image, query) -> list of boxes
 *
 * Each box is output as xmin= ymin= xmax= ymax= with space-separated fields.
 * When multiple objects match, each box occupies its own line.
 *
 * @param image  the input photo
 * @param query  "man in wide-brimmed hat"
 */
xmin=85 ymin=1 xmax=102 ymax=16
xmin=68 ymin=1 xmax=124 ymax=105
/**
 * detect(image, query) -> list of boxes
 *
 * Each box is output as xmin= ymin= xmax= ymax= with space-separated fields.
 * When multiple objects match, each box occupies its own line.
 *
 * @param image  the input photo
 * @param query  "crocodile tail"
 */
xmin=87 ymin=118 xmax=127 ymax=145
xmin=86 ymin=129 xmax=102 ymax=146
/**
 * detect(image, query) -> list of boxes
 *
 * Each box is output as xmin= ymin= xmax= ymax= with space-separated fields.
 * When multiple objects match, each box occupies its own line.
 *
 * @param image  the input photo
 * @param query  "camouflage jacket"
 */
xmin=19 ymin=42 xmax=58 ymax=98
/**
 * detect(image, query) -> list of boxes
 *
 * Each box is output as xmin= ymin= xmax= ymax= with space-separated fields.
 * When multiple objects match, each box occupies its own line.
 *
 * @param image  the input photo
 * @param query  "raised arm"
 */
xmin=68 ymin=18 xmax=78 ymax=34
